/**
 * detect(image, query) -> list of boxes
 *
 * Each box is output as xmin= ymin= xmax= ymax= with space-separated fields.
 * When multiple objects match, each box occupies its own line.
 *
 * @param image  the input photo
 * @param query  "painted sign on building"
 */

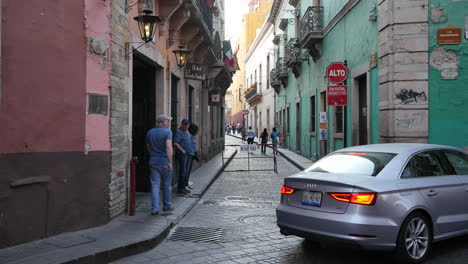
xmin=327 ymin=85 xmax=348 ymax=106
xmin=185 ymin=63 xmax=205 ymax=80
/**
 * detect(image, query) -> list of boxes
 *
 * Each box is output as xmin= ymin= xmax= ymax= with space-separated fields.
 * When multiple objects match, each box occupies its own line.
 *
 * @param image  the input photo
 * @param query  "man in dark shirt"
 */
xmin=146 ymin=114 xmax=174 ymax=215
xmin=174 ymin=118 xmax=192 ymax=194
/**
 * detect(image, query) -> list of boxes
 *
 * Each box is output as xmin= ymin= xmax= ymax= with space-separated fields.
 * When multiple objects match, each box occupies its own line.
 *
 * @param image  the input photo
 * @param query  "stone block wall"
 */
xmin=109 ymin=0 xmax=130 ymax=219
xmin=378 ymin=0 xmax=429 ymax=143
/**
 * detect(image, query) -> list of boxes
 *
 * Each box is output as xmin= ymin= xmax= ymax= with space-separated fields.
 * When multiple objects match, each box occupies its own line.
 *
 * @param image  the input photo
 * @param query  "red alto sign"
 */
xmin=327 ymin=85 xmax=348 ymax=106
xmin=326 ymin=62 xmax=348 ymax=84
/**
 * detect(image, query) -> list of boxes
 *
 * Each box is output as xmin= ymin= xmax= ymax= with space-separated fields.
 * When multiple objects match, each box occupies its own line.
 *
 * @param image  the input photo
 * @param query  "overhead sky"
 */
xmin=224 ymin=0 xmax=250 ymax=47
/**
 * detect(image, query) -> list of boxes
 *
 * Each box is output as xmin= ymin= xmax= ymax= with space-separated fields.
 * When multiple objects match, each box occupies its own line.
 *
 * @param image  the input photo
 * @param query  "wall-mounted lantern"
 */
xmin=134 ymin=10 xmax=161 ymax=43
xmin=173 ymin=46 xmax=191 ymax=68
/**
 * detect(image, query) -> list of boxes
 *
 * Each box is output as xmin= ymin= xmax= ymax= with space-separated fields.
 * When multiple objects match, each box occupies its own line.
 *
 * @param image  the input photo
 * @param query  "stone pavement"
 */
xmin=0 ymin=148 xmax=237 ymax=264
xmin=226 ymin=133 xmax=314 ymax=170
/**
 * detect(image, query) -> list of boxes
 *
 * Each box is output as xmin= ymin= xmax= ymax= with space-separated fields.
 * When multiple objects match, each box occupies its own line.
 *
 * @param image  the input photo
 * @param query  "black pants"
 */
xmin=261 ymin=142 xmax=267 ymax=153
xmin=247 ymin=138 xmax=254 ymax=144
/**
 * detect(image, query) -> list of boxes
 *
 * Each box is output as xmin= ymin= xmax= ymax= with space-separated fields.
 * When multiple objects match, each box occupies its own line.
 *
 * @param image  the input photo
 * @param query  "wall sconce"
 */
xmin=173 ymin=46 xmax=191 ymax=68
xmin=134 ymin=10 xmax=161 ymax=43
xmin=125 ymin=10 xmax=161 ymax=59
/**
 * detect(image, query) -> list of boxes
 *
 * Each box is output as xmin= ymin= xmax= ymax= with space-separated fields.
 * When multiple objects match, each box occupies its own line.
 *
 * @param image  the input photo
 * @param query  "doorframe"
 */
xmin=351 ymin=63 xmax=371 ymax=146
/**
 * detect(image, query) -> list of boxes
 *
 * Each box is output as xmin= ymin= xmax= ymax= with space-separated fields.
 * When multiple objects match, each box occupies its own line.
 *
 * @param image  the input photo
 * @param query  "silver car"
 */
xmin=276 ymin=143 xmax=468 ymax=263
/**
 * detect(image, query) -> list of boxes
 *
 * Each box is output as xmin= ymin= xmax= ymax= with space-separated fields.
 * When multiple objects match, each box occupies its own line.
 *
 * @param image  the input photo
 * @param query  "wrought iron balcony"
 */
xmin=276 ymin=57 xmax=288 ymax=79
xmin=245 ymin=83 xmax=262 ymax=105
xmin=285 ymin=38 xmax=301 ymax=66
xmin=270 ymin=68 xmax=281 ymax=91
xmin=195 ymin=0 xmax=213 ymax=33
xmin=300 ymin=6 xmax=323 ymax=60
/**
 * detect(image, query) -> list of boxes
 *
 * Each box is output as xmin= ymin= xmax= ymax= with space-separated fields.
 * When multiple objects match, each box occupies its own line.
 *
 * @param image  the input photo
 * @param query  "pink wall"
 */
xmin=0 ymin=0 xmax=87 ymax=153
xmin=85 ymin=0 xmax=111 ymax=151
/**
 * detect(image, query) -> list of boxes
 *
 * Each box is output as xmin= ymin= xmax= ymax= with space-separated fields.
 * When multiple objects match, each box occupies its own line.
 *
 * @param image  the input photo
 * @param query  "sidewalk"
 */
xmin=0 ymin=148 xmax=237 ymax=264
xmin=226 ymin=133 xmax=314 ymax=170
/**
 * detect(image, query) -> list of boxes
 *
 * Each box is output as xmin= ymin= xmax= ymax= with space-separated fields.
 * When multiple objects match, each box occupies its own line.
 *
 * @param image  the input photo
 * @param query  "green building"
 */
xmin=269 ymin=0 xmax=468 ymax=159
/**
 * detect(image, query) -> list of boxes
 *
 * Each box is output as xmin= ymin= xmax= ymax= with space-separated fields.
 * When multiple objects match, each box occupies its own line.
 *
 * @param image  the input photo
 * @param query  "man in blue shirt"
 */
xmin=146 ymin=114 xmax=174 ymax=215
xmin=174 ymin=119 xmax=192 ymax=194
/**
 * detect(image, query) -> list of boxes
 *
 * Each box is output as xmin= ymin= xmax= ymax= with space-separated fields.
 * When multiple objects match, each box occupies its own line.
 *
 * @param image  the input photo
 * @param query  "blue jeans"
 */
xmin=150 ymin=164 xmax=173 ymax=213
xmin=177 ymin=153 xmax=192 ymax=191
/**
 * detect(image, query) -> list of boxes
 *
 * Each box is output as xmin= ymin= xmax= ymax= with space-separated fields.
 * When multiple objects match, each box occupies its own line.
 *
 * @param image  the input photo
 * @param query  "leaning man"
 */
xmin=146 ymin=114 xmax=175 ymax=215
xmin=174 ymin=119 xmax=192 ymax=194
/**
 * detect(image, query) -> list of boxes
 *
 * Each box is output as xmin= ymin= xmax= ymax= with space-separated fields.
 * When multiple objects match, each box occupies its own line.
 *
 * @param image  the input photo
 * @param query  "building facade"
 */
xmin=244 ymin=20 xmax=276 ymax=136
xmin=229 ymin=0 xmax=273 ymax=126
xmin=270 ymin=0 xmax=468 ymax=159
xmin=0 ymin=0 xmax=231 ymax=247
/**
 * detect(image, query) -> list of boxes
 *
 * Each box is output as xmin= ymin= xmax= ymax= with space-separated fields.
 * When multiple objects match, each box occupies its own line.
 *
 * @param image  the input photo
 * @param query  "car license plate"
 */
xmin=302 ymin=191 xmax=322 ymax=207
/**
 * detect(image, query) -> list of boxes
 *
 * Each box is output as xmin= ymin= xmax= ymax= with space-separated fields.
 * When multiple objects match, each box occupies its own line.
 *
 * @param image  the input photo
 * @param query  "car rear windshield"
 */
xmin=305 ymin=152 xmax=397 ymax=176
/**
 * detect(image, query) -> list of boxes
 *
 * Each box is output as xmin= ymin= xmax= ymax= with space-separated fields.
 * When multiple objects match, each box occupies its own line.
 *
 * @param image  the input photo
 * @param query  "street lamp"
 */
xmin=173 ymin=46 xmax=191 ymax=68
xmin=134 ymin=10 xmax=161 ymax=43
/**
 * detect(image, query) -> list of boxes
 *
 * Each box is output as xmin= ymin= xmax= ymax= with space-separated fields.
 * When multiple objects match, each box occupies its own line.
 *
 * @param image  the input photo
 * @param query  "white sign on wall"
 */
xmin=319 ymin=112 xmax=327 ymax=123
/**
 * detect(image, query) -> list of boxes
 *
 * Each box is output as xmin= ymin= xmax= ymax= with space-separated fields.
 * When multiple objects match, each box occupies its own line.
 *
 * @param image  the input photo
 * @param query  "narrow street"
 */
xmin=113 ymin=135 xmax=468 ymax=264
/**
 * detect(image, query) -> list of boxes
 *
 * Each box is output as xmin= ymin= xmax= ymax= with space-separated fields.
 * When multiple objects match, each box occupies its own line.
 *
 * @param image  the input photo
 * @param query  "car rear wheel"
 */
xmin=396 ymin=212 xmax=432 ymax=263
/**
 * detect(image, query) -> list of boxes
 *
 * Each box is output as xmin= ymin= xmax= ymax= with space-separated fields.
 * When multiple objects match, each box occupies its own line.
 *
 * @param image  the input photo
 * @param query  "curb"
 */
xmin=71 ymin=149 xmax=238 ymax=264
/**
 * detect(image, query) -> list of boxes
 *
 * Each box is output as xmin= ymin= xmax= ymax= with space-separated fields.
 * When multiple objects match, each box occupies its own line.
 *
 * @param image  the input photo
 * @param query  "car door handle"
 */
xmin=427 ymin=190 xmax=439 ymax=197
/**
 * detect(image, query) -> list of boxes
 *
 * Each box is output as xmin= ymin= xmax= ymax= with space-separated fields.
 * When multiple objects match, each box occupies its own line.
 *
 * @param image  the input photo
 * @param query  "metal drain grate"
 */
xmin=226 ymin=196 xmax=250 ymax=201
xmin=169 ymin=227 xmax=225 ymax=243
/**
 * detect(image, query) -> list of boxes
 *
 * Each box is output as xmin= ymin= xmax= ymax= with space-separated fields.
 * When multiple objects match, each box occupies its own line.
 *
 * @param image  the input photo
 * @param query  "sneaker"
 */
xmin=188 ymin=181 xmax=194 ymax=186
xmin=163 ymin=206 xmax=175 ymax=212
xmin=151 ymin=211 xmax=159 ymax=215
xmin=184 ymin=187 xmax=191 ymax=193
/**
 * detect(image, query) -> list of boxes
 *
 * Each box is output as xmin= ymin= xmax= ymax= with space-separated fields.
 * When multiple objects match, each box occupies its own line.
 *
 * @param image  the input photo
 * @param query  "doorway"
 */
xmin=171 ymin=75 xmax=179 ymax=133
xmin=132 ymin=56 xmax=156 ymax=192
xmin=357 ymin=74 xmax=368 ymax=145
xmin=296 ymin=102 xmax=301 ymax=153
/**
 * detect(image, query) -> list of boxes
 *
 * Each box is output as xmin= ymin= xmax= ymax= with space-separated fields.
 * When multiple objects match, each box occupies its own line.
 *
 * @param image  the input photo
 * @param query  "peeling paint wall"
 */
xmin=428 ymin=0 xmax=468 ymax=148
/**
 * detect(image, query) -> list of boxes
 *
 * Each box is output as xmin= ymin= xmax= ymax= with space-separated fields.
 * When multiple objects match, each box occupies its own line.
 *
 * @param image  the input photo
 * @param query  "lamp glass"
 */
xmin=173 ymin=47 xmax=190 ymax=68
xmin=134 ymin=13 xmax=160 ymax=43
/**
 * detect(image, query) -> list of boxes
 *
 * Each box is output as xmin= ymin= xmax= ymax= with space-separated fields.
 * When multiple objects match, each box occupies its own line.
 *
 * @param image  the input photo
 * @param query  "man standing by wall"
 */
xmin=174 ymin=119 xmax=192 ymax=195
xmin=146 ymin=115 xmax=175 ymax=215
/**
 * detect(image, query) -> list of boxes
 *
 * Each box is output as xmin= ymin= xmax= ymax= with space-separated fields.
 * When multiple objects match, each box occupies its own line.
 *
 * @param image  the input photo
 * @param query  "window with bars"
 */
xmin=335 ymin=106 xmax=343 ymax=134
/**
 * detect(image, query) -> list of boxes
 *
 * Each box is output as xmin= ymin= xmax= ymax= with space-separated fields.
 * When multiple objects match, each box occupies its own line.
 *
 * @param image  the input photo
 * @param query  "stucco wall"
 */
xmin=0 ymin=0 xmax=87 ymax=153
xmin=275 ymin=0 xmax=378 ymax=157
xmin=428 ymin=0 xmax=468 ymax=148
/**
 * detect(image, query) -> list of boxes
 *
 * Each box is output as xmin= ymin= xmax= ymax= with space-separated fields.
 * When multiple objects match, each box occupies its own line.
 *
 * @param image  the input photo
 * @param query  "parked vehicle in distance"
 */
xmin=276 ymin=143 xmax=468 ymax=263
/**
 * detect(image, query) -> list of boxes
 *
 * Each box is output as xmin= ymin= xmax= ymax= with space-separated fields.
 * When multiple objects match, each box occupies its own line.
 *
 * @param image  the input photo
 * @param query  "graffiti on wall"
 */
xmin=396 ymin=89 xmax=427 ymax=104
xmin=395 ymin=112 xmax=427 ymax=130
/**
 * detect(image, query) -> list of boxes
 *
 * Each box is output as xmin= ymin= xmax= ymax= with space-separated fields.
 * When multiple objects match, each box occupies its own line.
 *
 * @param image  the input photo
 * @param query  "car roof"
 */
xmin=335 ymin=143 xmax=462 ymax=155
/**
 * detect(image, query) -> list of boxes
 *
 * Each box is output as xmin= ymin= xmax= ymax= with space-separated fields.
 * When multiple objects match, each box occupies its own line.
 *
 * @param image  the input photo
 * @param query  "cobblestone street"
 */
xmin=114 ymin=136 xmax=468 ymax=264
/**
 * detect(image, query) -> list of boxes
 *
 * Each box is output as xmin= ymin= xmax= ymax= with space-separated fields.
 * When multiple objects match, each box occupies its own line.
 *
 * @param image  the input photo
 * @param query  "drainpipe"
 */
xmin=129 ymin=157 xmax=138 ymax=216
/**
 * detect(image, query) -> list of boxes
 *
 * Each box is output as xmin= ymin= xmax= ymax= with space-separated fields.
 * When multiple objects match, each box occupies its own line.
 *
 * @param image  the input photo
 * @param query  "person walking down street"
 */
xmin=186 ymin=123 xmax=199 ymax=189
xmin=146 ymin=114 xmax=175 ymax=215
xmin=260 ymin=128 xmax=268 ymax=154
xmin=174 ymin=119 xmax=192 ymax=195
xmin=271 ymin=127 xmax=279 ymax=155
xmin=232 ymin=123 xmax=237 ymax=134
xmin=246 ymin=126 xmax=255 ymax=145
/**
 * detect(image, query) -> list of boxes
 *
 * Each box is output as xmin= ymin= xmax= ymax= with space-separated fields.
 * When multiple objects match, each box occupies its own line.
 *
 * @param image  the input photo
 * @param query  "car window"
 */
xmin=443 ymin=150 xmax=468 ymax=175
xmin=401 ymin=161 xmax=414 ymax=178
xmin=411 ymin=152 xmax=446 ymax=177
xmin=305 ymin=152 xmax=396 ymax=176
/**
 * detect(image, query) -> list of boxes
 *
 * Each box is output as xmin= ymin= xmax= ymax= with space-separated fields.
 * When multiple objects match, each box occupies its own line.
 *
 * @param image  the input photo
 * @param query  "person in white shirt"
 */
xmin=246 ymin=126 xmax=255 ymax=145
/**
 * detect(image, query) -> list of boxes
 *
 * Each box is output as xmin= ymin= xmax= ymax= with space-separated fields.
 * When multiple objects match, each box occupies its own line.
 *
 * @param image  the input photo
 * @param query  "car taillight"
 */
xmin=329 ymin=193 xmax=376 ymax=205
xmin=281 ymin=185 xmax=295 ymax=194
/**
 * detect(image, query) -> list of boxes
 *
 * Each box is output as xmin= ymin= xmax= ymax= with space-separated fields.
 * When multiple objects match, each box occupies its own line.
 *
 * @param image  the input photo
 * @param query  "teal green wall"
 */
xmin=428 ymin=0 xmax=468 ymax=148
xmin=276 ymin=0 xmax=379 ymax=157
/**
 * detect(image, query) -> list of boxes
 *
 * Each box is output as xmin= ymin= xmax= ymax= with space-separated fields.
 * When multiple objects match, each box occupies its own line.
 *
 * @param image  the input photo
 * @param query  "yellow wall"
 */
xmin=230 ymin=0 xmax=272 ymax=117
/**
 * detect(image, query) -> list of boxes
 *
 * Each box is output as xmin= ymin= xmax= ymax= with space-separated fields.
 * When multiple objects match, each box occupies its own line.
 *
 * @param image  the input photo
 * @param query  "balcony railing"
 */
xmin=276 ymin=57 xmax=288 ymax=79
xmin=300 ymin=6 xmax=323 ymax=44
xmin=245 ymin=83 xmax=262 ymax=104
xmin=195 ymin=0 xmax=213 ymax=33
xmin=300 ymin=6 xmax=323 ymax=60
xmin=270 ymin=68 xmax=281 ymax=93
xmin=285 ymin=38 xmax=301 ymax=65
